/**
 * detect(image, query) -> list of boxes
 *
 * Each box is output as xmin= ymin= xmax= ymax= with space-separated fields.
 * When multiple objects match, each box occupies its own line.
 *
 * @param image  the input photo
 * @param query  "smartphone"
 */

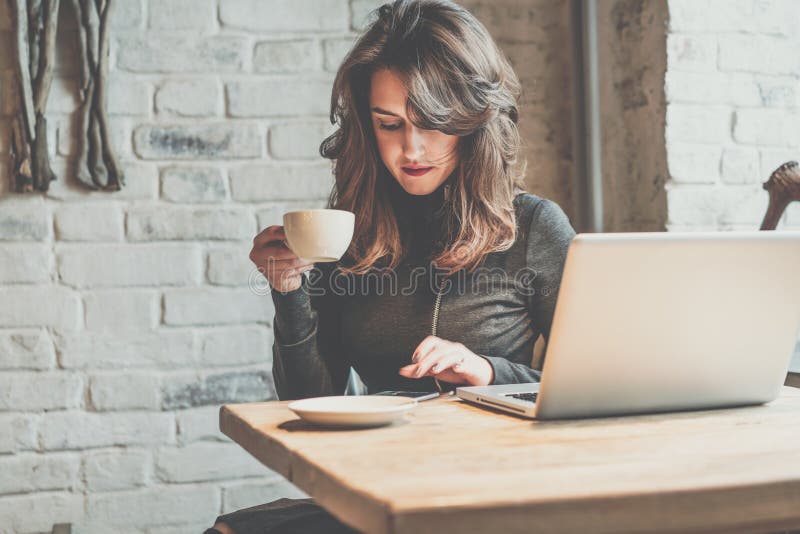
xmin=373 ymin=390 xmax=440 ymax=401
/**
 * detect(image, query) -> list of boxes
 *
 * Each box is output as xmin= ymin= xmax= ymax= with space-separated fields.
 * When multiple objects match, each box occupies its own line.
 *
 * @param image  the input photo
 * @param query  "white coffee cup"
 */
xmin=282 ymin=209 xmax=355 ymax=262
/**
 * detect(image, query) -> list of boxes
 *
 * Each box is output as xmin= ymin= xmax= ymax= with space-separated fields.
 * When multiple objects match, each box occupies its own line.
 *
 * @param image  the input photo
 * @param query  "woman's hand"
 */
xmin=398 ymin=335 xmax=494 ymax=386
xmin=249 ymin=225 xmax=316 ymax=293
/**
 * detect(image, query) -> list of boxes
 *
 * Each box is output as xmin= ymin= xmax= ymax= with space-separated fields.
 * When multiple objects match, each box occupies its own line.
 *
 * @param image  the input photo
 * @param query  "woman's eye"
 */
xmin=378 ymin=123 xmax=402 ymax=131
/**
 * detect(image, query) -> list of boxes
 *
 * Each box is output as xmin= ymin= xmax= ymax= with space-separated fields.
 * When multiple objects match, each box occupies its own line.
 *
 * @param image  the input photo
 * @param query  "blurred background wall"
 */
xmin=0 ymin=0 xmax=798 ymax=532
xmin=664 ymin=0 xmax=800 ymax=231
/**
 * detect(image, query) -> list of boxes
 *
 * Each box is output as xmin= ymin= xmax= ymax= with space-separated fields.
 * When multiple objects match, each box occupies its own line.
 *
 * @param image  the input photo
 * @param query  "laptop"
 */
xmin=457 ymin=231 xmax=800 ymax=419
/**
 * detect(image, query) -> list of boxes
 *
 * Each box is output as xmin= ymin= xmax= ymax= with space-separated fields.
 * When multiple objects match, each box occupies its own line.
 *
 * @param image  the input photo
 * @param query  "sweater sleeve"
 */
xmin=270 ymin=262 xmax=350 ymax=399
xmin=481 ymin=198 xmax=576 ymax=384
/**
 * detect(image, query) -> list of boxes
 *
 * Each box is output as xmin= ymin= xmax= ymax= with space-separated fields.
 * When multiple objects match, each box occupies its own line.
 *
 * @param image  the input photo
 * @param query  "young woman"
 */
xmin=207 ymin=1 xmax=575 ymax=532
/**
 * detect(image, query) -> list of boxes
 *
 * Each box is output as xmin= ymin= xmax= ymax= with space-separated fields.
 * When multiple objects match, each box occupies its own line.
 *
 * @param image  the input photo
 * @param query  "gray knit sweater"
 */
xmin=270 ymin=184 xmax=576 ymax=400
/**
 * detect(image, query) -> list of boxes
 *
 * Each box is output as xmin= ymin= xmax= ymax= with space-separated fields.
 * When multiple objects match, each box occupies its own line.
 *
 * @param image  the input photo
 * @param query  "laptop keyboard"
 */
xmin=505 ymin=392 xmax=538 ymax=403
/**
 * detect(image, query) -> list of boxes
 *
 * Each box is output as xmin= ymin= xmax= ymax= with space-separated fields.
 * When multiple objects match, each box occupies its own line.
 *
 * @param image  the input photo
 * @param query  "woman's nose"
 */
xmin=402 ymin=125 xmax=425 ymax=161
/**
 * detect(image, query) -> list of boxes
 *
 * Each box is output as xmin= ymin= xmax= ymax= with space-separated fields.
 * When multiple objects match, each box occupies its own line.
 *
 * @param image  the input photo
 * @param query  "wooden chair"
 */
xmin=760 ymin=161 xmax=800 ymax=230
xmin=760 ymin=161 xmax=800 ymax=388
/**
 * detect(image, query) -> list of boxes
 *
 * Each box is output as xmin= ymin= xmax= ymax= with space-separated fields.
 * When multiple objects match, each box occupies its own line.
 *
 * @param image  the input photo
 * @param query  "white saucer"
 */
xmin=287 ymin=395 xmax=417 ymax=428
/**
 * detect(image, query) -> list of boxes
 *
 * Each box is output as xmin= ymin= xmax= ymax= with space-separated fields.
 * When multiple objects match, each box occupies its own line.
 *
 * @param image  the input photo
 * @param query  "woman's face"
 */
xmin=369 ymin=68 xmax=459 ymax=196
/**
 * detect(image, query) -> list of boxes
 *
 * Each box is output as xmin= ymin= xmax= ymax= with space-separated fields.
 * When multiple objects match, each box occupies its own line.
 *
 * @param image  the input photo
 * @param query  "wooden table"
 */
xmin=221 ymin=387 xmax=800 ymax=534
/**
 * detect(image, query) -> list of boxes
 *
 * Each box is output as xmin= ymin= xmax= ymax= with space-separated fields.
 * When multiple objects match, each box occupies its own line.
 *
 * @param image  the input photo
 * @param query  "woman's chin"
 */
xmin=395 ymin=176 xmax=442 ymax=196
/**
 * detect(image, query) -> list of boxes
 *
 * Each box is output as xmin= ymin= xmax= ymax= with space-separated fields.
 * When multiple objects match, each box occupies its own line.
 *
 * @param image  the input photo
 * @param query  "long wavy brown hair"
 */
xmin=320 ymin=0 xmax=526 ymax=275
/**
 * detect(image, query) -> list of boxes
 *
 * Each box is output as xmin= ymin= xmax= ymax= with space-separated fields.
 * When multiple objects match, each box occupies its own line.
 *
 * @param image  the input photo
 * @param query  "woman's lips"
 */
xmin=401 ymin=166 xmax=433 ymax=177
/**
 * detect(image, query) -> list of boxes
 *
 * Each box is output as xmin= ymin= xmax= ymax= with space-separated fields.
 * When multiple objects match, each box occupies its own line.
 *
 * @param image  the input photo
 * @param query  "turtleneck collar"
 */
xmin=388 ymin=175 xmax=452 ymax=221
xmin=388 ymin=175 xmax=453 ymax=263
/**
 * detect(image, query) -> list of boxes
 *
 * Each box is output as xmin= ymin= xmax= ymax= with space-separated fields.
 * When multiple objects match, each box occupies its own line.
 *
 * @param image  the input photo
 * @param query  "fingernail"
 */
xmin=431 ymin=364 xmax=439 ymax=372
xmin=415 ymin=368 xmax=424 ymax=377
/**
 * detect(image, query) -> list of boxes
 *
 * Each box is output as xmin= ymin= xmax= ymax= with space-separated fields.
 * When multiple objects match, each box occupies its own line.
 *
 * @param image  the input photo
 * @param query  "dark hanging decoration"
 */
xmin=760 ymin=161 xmax=800 ymax=231
xmin=7 ymin=0 xmax=124 ymax=193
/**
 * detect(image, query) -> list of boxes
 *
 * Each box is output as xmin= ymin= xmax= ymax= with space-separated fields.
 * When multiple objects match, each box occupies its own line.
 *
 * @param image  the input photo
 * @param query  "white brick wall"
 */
xmin=218 ymin=0 xmax=350 ymax=32
xmin=40 ymin=411 xmax=176 ymax=451
xmin=155 ymin=80 xmax=222 ymax=117
xmin=54 ymin=204 xmax=125 ymax=242
xmin=149 ymin=0 xmax=217 ymax=31
xmin=0 ymin=372 xmax=84 ymax=411
xmin=253 ymin=40 xmax=321 ymax=73
xmin=268 ymin=120 xmax=335 ymax=160
xmin=83 ymin=290 xmax=160 ymax=333
xmin=155 ymin=442 xmax=265 ymax=483
xmin=0 ymin=329 xmax=56 ymax=370
xmin=0 ymin=244 xmax=53 ymax=284
xmin=176 ymin=406 xmax=228 ymax=444
xmin=0 ymin=286 xmax=82 ymax=331
xmin=160 ymin=167 xmax=229 ymax=203
xmin=666 ymin=0 xmax=800 ymax=231
xmin=0 ymin=413 xmax=38 ymax=453
xmin=57 ymin=244 xmax=204 ymax=288
xmin=0 ymin=453 xmax=81 ymax=495
xmin=89 ymin=372 xmax=161 ymax=411
xmin=0 ymin=0 xmax=363 ymax=528
xmin=85 ymin=485 xmax=220 ymax=530
xmin=82 ymin=448 xmax=151 ymax=492
xmin=163 ymin=288 xmax=274 ymax=325
xmin=227 ymin=78 xmax=334 ymax=117
xmin=0 ymin=493 xmax=83 ymax=534
xmin=126 ymin=206 xmax=255 ymax=241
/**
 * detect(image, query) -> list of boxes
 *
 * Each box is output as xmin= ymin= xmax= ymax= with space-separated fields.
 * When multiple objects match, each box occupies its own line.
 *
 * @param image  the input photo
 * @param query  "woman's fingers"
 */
xmin=249 ymin=225 xmax=315 ymax=293
xmin=430 ymin=352 xmax=466 ymax=374
xmin=250 ymin=241 xmax=296 ymax=262
xmin=412 ymin=335 xmax=442 ymax=363
xmin=263 ymin=261 xmax=314 ymax=281
xmin=401 ymin=338 xmax=489 ymax=387
xmin=398 ymin=353 xmax=462 ymax=379
xmin=294 ymin=263 xmax=316 ymax=275
xmin=254 ymin=257 xmax=309 ymax=270
xmin=251 ymin=226 xmax=297 ymax=262
xmin=252 ymin=225 xmax=286 ymax=248
xmin=413 ymin=347 xmax=463 ymax=377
